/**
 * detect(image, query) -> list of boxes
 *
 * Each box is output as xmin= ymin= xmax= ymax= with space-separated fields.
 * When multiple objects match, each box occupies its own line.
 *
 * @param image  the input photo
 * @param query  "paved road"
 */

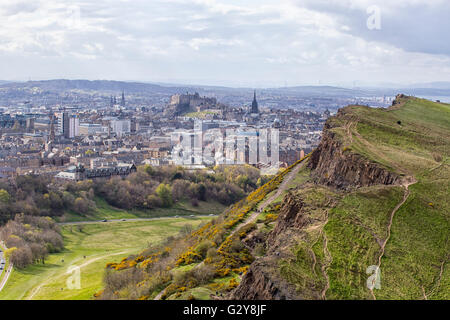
xmin=57 ymin=214 xmax=218 ymax=226
xmin=0 ymin=250 xmax=4 ymax=279
xmin=0 ymin=241 xmax=12 ymax=293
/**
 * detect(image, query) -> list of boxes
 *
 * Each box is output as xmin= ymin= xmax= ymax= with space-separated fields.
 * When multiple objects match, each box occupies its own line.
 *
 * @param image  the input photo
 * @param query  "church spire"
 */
xmin=120 ymin=91 xmax=125 ymax=107
xmin=251 ymin=90 xmax=259 ymax=114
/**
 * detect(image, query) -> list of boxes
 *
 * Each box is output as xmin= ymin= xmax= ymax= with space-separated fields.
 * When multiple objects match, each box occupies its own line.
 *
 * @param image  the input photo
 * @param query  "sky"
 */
xmin=0 ymin=0 xmax=450 ymax=87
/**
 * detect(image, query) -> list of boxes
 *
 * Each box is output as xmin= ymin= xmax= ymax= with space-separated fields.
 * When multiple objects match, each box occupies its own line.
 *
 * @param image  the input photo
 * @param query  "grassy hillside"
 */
xmin=0 ymin=217 xmax=210 ymax=300
xmin=279 ymin=96 xmax=449 ymax=299
xmin=96 ymin=96 xmax=449 ymax=300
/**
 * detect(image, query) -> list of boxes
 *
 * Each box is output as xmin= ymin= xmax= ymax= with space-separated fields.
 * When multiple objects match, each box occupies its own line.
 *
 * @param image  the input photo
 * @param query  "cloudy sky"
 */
xmin=1 ymin=0 xmax=449 ymax=87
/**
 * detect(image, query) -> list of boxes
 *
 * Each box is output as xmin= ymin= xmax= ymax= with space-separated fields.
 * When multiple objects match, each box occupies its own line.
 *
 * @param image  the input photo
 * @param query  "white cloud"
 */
xmin=0 ymin=0 xmax=449 ymax=86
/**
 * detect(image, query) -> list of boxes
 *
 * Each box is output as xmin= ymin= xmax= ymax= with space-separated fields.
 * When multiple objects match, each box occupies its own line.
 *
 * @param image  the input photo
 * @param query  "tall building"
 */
xmin=57 ymin=112 xmax=70 ymax=138
xmin=111 ymin=119 xmax=130 ymax=137
xmin=120 ymin=91 xmax=126 ymax=108
xmin=251 ymin=90 xmax=259 ymax=114
xmin=68 ymin=115 xmax=79 ymax=138
xmin=57 ymin=112 xmax=79 ymax=138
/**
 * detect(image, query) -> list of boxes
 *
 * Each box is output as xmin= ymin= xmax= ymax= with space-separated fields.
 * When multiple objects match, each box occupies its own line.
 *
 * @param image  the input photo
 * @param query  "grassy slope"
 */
xmin=280 ymin=98 xmax=450 ymax=299
xmin=0 ymin=217 xmax=211 ymax=300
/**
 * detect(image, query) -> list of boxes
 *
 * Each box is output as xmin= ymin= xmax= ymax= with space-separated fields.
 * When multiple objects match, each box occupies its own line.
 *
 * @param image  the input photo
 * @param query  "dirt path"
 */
xmin=369 ymin=179 xmax=416 ymax=300
xmin=424 ymin=258 xmax=447 ymax=299
xmin=320 ymin=215 xmax=332 ymax=300
xmin=348 ymin=120 xmax=407 ymax=175
xmin=228 ymin=159 xmax=307 ymax=239
xmin=154 ymin=286 xmax=167 ymax=300
xmin=26 ymin=251 xmax=127 ymax=300
xmin=422 ymin=286 xmax=428 ymax=300
xmin=310 ymin=248 xmax=317 ymax=277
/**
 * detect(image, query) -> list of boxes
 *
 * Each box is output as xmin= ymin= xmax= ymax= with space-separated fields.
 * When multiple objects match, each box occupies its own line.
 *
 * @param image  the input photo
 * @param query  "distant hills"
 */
xmin=1 ymin=79 xmax=449 ymax=96
xmin=0 ymin=79 xmax=449 ymax=109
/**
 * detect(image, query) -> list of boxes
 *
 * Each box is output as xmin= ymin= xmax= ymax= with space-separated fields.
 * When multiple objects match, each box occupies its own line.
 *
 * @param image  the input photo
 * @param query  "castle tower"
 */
xmin=251 ymin=90 xmax=259 ymax=114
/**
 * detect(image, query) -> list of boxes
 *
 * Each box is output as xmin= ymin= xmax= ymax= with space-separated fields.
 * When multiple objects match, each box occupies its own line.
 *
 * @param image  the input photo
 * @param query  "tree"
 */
xmin=0 ymin=189 xmax=10 ymax=204
xmin=4 ymin=247 xmax=17 ymax=260
xmin=155 ymin=184 xmax=172 ymax=207
xmin=9 ymin=246 xmax=33 ymax=268
xmin=73 ymin=197 xmax=89 ymax=214
xmin=197 ymin=184 xmax=206 ymax=201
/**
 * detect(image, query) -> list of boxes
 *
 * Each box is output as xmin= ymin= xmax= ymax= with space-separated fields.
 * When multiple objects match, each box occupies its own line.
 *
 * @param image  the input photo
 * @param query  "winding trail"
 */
xmin=320 ymin=215 xmax=332 ymax=300
xmin=424 ymin=258 xmax=447 ymax=299
xmin=228 ymin=159 xmax=307 ymax=239
xmin=26 ymin=251 xmax=127 ymax=300
xmin=369 ymin=179 xmax=417 ymax=300
xmin=154 ymin=285 xmax=167 ymax=300
xmin=348 ymin=121 xmax=407 ymax=175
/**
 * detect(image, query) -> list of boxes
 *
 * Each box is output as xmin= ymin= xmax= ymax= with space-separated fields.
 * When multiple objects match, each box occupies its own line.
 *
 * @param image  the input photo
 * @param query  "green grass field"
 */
xmin=0 ymin=217 xmax=211 ymax=300
xmin=56 ymin=197 xmax=226 ymax=223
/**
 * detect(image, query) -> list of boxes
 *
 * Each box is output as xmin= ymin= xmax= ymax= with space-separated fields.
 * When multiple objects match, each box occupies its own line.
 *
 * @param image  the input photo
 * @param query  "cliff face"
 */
xmin=231 ymin=260 xmax=300 ymax=300
xmin=231 ymin=192 xmax=321 ymax=300
xmin=308 ymin=116 xmax=401 ymax=189
xmin=266 ymin=193 xmax=307 ymax=249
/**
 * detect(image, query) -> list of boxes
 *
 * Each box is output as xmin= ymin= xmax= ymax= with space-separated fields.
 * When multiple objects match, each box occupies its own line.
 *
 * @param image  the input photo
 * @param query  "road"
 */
xmin=57 ymin=214 xmax=218 ymax=226
xmin=0 ymin=241 xmax=13 ymax=293
xmin=0 ymin=249 xmax=4 ymax=279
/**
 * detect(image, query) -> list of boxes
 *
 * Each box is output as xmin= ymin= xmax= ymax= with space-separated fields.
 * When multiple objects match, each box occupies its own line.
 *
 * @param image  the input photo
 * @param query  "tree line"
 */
xmin=0 ymin=164 xmax=269 ymax=225
xmin=0 ymin=214 xmax=63 ymax=268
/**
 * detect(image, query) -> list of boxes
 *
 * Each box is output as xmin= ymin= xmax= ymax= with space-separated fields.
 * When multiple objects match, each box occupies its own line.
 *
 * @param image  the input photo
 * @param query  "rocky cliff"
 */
xmin=308 ymin=111 xmax=401 ymax=189
xmin=230 ymin=191 xmax=325 ymax=300
xmin=231 ymin=259 xmax=300 ymax=300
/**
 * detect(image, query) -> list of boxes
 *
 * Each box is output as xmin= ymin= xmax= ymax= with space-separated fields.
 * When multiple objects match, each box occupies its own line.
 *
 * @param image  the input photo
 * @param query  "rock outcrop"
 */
xmin=230 ymin=260 xmax=300 ymax=300
xmin=231 ymin=193 xmax=315 ymax=300
xmin=266 ymin=193 xmax=308 ymax=248
xmin=308 ymin=114 xmax=401 ymax=189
